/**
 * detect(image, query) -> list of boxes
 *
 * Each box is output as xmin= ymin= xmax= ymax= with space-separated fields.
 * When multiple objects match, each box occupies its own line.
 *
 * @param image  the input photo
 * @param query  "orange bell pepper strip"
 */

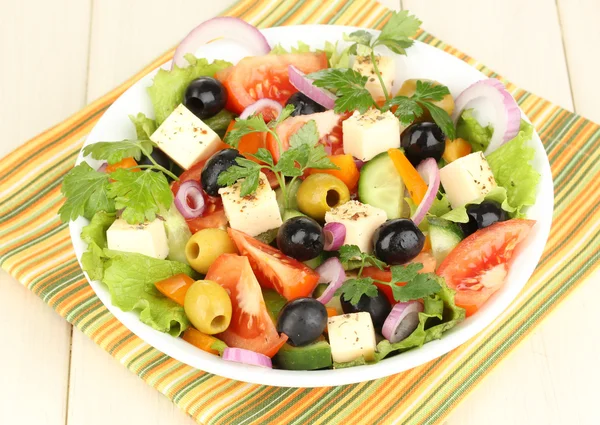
xmin=387 ymin=149 xmax=428 ymax=204
xmin=182 ymin=328 xmax=222 ymax=355
xmin=442 ymin=138 xmax=472 ymax=163
xmin=106 ymin=157 xmax=140 ymax=173
xmin=155 ymin=273 xmax=195 ymax=306
xmin=326 ymin=307 xmax=338 ymax=318
xmin=224 ymin=120 xmax=266 ymax=162
xmin=305 ymin=154 xmax=360 ymax=191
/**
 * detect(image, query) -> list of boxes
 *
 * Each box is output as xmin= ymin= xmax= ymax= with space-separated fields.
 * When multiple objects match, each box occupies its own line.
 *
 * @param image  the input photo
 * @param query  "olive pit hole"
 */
xmin=326 ymin=190 xmax=340 ymax=207
xmin=188 ymin=243 xmax=200 ymax=259
xmin=211 ymin=315 xmax=226 ymax=330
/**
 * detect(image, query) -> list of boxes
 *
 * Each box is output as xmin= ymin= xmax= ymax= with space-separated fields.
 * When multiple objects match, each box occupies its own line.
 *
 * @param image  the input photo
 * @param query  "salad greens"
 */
xmin=59 ymin=163 xmax=115 ymax=222
xmin=456 ymin=108 xmax=493 ymax=152
xmin=129 ymin=112 xmax=157 ymax=139
xmin=163 ymin=204 xmax=193 ymax=264
xmin=147 ymin=54 xmax=232 ymax=125
xmin=270 ymin=40 xmax=351 ymax=68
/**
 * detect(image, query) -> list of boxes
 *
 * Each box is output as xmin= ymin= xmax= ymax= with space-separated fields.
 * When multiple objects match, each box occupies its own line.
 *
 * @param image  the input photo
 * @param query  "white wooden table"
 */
xmin=1 ymin=1 xmax=599 ymax=424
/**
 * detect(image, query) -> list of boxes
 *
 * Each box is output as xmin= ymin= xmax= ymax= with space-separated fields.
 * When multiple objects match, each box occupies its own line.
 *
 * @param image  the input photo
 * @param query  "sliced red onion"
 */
xmin=97 ymin=162 xmax=108 ymax=173
xmin=222 ymin=347 xmax=272 ymax=368
xmin=172 ymin=17 xmax=271 ymax=69
xmin=288 ymin=65 xmax=336 ymax=110
xmin=315 ymin=257 xmax=346 ymax=304
xmin=382 ymin=301 xmax=424 ymax=343
xmin=452 ymin=78 xmax=521 ymax=154
xmin=174 ymin=180 xmax=205 ymax=219
xmin=240 ymin=98 xmax=283 ymax=120
xmin=323 ymin=223 xmax=346 ymax=251
xmin=353 ymin=158 xmax=365 ymax=170
xmin=411 ymin=158 xmax=440 ymax=226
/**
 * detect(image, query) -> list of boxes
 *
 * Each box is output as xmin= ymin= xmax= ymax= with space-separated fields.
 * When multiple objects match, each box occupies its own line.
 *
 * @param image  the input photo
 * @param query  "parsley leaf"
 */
xmin=83 ymin=140 xmax=155 ymax=165
xmin=217 ymin=158 xmax=262 ymax=197
xmin=373 ymin=11 xmax=422 ymax=55
xmin=107 ymin=169 xmax=173 ymax=224
xmin=338 ymin=245 xmax=386 ymax=272
xmin=422 ymin=101 xmax=456 ymax=139
xmin=343 ymin=30 xmax=373 ymax=46
xmin=413 ymin=80 xmax=450 ymax=101
xmin=250 ymin=148 xmax=275 ymax=166
xmin=289 ymin=120 xmax=319 ymax=148
xmin=309 ymin=68 xmax=375 ymax=113
xmin=385 ymin=97 xmax=425 ymax=126
xmin=59 ymin=162 xmax=114 ymax=222
xmin=224 ymin=116 xmax=269 ymax=148
xmin=379 ymin=264 xmax=442 ymax=302
xmin=335 ymin=277 xmax=379 ymax=305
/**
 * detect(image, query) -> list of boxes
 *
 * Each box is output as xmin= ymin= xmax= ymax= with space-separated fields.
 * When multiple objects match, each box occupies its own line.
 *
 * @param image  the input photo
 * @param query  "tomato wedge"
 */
xmin=266 ymin=110 xmax=346 ymax=162
xmin=363 ymin=252 xmax=437 ymax=304
xmin=437 ymin=219 xmax=535 ymax=316
xmin=227 ymin=228 xmax=320 ymax=300
xmin=206 ymin=254 xmax=288 ymax=357
xmin=217 ymin=52 xmax=328 ymax=118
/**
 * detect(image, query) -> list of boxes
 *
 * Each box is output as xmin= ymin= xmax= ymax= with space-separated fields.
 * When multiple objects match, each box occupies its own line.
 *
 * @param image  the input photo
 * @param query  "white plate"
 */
xmin=69 ymin=25 xmax=553 ymax=388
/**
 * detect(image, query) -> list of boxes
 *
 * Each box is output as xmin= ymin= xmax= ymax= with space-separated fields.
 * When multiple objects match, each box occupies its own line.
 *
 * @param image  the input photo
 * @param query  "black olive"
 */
xmin=200 ymin=149 xmax=243 ymax=196
xmin=285 ymin=92 xmax=326 ymax=117
xmin=137 ymin=148 xmax=182 ymax=181
xmin=460 ymin=200 xmax=508 ymax=236
xmin=401 ymin=122 xmax=446 ymax=166
xmin=277 ymin=298 xmax=327 ymax=347
xmin=341 ymin=287 xmax=391 ymax=330
xmin=277 ymin=216 xmax=324 ymax=261
xmin=373 ymin=219 xmax=425 ymax=265
xmin=184 ymin=77 xmax=228 ymax=120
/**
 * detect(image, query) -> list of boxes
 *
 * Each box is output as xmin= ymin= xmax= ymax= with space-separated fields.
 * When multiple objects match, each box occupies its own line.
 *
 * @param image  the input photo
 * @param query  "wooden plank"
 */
xmin=67 ymin=329 xmax=196 ymax=425
xmin=557 ymin=0 xmax=600 ymax=123
xmin=0 ymin=272 xmax=72 ymax=425
xmin=402 ymin=0 xmax=574 ymax=111
xmin=0 ymin=1 xmax=91 ymax=424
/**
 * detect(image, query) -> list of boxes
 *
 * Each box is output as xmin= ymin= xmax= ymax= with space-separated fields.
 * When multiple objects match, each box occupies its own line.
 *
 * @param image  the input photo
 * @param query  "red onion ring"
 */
xmin=174 ymin=180 xmax=205 ymax=219
xmin=452 ymin=78 xmax=521 ymax=154
xmin=97 ymin=162 xmax=108 ymax=173
xmin=382 ymin=301 xmax=423 ymax=343
xmin=239 ymin=98 xmax=283 ymax=120
xmin=222 ymin=347 xmax=272 ymax=368
xmin=323 ymin=222 xmax=346 ymax=251
xmin=315 ymin=257 xmax=346 ymax=304
xmin=288 ymin=65 xmax=336 ymax=109
xmin=353 ymin=158 xmax=365 ymax=170
xmin=411 ymin=158 xmax=440 ymax=225
xmin=172 ymin=17 xmax=271 ymax=70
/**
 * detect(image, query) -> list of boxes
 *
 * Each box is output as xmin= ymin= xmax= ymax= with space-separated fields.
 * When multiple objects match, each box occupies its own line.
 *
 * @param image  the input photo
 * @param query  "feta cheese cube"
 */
xmin=352 ymin=55 xmax=395 ymax=103
xmin=150 ymin=104 xmax=222 ymax=170
xmin=219 ymin=172 xmax=283 ymax=237
xmin=342 ymin=109 xmax=401 ymax=161
xmin=106 ymin=218 xmax=169 ymax=259
xmin=328 ymin=312 xmax=377 ymax=363
xmin=439 ymin=151 xmax=498 ymax=209
xmin=325 ymin=200 xmax=387 ymax=253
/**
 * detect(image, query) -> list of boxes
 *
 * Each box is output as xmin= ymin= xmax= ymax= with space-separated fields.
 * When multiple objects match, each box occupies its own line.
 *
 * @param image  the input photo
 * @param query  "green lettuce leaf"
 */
xmin=102 ymin=249 xmax=195 ymax=336
xmin=375 ymin=279 xmax=465 ymax=361
xmin=428 ymin=192 xmax=452 ymax=217
xmin=323 ymin=41 xmax=351 ymax=68
xmin=487 ymin=120 xmax=540 ymax=215
xmin=147 ymin=55 xmax=232 ymax=125
xmin=456 ymin=108 xmax=493 ymax=152
xmin=440 ymin=186 xmax=516 ymax=223
xmin=129 ymin=113 xmax=157 ymax=139
xmin=163 ymin=204 xmax=192 ymax=264
xmin=80 ymin=211 xmax=116 ymax=281
xmin=270 ymin=40 xmax=312 ymax=55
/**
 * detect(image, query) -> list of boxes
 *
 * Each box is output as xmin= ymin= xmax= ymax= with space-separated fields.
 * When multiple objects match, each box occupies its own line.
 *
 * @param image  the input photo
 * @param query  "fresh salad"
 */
xmin=60 ymin=12 xmax=540 ymax=370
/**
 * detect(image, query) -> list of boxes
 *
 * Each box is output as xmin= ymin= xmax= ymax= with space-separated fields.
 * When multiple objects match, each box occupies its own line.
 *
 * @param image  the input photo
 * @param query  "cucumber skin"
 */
xmin=274 ymin=341 xmax=333 ymax=370
xmin=358 ymin=152 xmax=404 ymax=219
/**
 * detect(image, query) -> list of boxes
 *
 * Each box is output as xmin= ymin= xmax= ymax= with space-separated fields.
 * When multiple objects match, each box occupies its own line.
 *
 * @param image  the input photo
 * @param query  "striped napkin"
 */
xmin=1 ymin=0 xmax=599 ymax=424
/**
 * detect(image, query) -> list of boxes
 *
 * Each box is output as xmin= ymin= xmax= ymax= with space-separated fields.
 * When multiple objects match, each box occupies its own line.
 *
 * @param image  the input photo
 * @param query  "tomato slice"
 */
xmin=436 ymin=219 xmax=535 ymax=316
xmin=227 ymin=228 xmax=320 ymax=300
xmin=155 ymin=273 xmax=195 ymax=306
xmin=206 ymin=254 xmax=288 ymax=357
xmin=218 ymin=53 xmax=328 ymax=118
xmin=363 ymin=252 xmax=437 ymax=304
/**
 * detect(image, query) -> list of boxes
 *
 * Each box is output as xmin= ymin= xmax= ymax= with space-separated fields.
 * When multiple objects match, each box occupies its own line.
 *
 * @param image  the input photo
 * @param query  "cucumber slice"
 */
xmin=274 ymin=341 xmax=333 ymax=370
xmin=358 ymin=152 xmax=405 ymax=219
xmin=427 ymin=216 xmax=464 ymax=265
xmin=282 ymin=209 xmax=306 ymax=222
xmin=304 ymin=252 xmax=324 ymax=269
xmin=263 ymin=289 xmax=287 ymax=322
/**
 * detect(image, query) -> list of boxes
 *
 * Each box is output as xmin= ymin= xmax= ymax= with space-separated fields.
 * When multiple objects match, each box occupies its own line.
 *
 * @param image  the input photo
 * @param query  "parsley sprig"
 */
xmin=59 ymin=140 xmax=176 ymax=224
xmin=219 ymin=106 xmax=338 ymax=206
xmin=335 ymin=245 xmax=442 ymax=306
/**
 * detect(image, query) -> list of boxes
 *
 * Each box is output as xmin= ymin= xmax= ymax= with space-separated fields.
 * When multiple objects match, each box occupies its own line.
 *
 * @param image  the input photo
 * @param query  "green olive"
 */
xmin=184 ymin=280 xmax=232 ymax=335
xmin=397 ymin=79 xmax=455 ymax=119
xmin=185 ymin=228 xmax=237 ymax=274
xmin=296 ymin=174 xmax=350 ymax=221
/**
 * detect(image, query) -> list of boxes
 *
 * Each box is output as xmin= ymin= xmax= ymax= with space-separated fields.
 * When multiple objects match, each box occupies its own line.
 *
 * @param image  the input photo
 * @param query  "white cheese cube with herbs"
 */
xmin=342 ymin=109 xmax=401 ymax=161
xmin=150 ymin=104 xmax=221 ymax=170
xmin=328 ymin=312 xmax=377 ymax=363
xmin=106 ymin=218 xmax=169 ymax=260
xmin=352 ymin=55 xmax=395 ymax=103
xmin=439 ymin=151 xmax=498 ymax=209
xmin=325 ymin=200 xmax=387 ymax=253
xmin=219 ymin=172 xmax=283 ymax=237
